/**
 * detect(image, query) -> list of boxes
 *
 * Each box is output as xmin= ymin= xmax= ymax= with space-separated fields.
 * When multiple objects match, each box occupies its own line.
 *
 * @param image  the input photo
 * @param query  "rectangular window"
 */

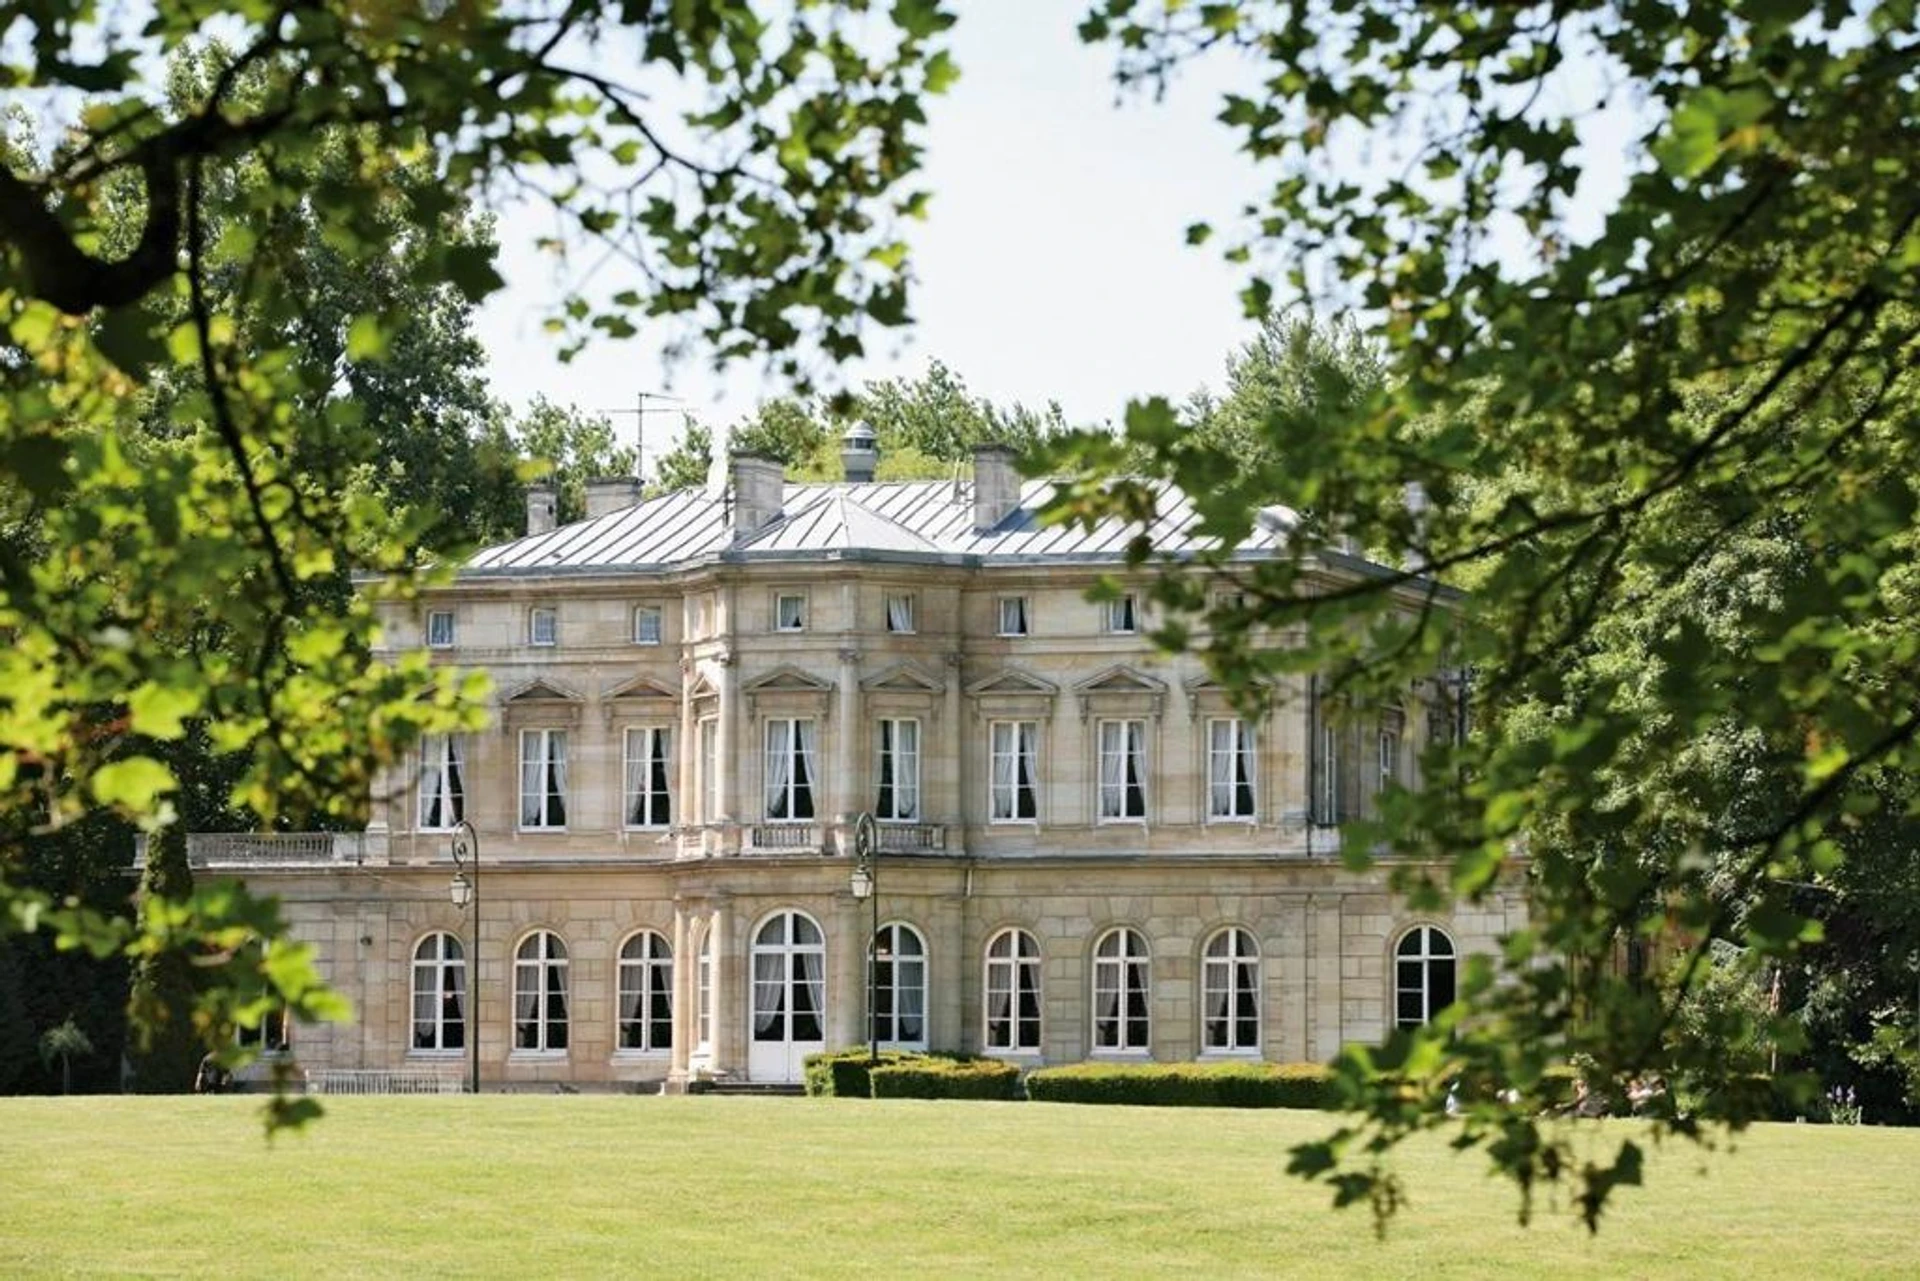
xmin=885 ymin=593 xmax=915 ymax=634
xmin=518 ymin=728 xmax=568 ymax=828
xmin=1378 ymin=706 xmax=1405 ymax=790
xmin=693 ymin=595 xmax=715 ymax=639
xmin=699 ymin=717 xmax=718 ymax=822
xmin=1103 ymin=594 xmax=1138 ymax=634
xmin=632 ymin=605 xmax=663 ymax=646
xmin=417 ymin=734 xmax=466 ymax=830
xmin=426 ymin=610 xmax=455 ymax=649
xmin=529 ymin=607 xmax=557 ymax=647
xmin=623 ymin=727 xmax=673 ymax=828
xmin=989 ymin=721 xmax=1038 ymax=823
xmin=1207 ymin=719 xmax=1256 ymax=821
xmin=876 ymin=718 xmax=921 ymax=821
xmin=774 ymin=593 xmax=806 ymax=632
xmin=1313 ymin=719 xmax=1341 ymax=825
xmin=996 ymin=595 xmax=1029 ymax=637
xmin=1097 ymin=719 xmax=1148 ymax=821
xmin=763 ymin=718 xmax=816 ymax=820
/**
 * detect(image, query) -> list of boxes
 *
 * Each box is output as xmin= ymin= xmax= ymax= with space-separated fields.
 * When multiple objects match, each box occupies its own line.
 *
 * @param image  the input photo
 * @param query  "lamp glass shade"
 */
xmin=849 ymin=866 xmax=873 ymax=899
xmin=449 ymin=872 xmax=472 ymax=909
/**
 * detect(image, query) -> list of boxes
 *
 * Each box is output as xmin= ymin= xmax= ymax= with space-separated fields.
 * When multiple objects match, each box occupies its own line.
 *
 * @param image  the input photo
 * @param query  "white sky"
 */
xmin=474 ymin=2 xmax=1268 ymax=473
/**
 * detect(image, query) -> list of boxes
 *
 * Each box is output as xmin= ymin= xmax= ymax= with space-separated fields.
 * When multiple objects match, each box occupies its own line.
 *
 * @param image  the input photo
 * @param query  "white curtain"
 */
xmin=764 ymin=721 xmax=792 ymax=818
xmin=991 ymin=724 xmax=1016 ymax=819
xmin=1094 ymin=960 xmax=1119 ymax=1045
xmin=899 ymin=959 xmax=925 ymax=1041
xmin=625 ymin=730 xmax=646 ymax=825
xmin=519 ymin=732 xmax=542 ymax=827
xmin=420 ymin=736 xmax=445 ymax=828
xmin=1234 ymin=722 xmax=1253 ymax=814
xmin=795 ymin=949 xmax=825 ymax=1040
xmin=546 ymin=732 xmax=567 ymax=825
xmin=514 ymin=962 xmax=539 ymax=1047
xmin=896 ymin=721 xmax=919 ymax=819
xmin=1209 ymin=721 xmax=1233 ymax=817
xmin=877 ymin=722 xmax=895 ymax=815
xmin=793 ymin=720 xmax=816 ymax=818
xmin=1016 ymin=723 xmax=1036 ymax=815
xmin=753 ymin=951 xmax=783 ymax=1036
xmin=1099 ymin=722 xmax=1124 ymax=817
xmin=887 ymin=595 xmax=912 ymax=631
xmin=986 ymin=962 xmax=1011 ymax=1044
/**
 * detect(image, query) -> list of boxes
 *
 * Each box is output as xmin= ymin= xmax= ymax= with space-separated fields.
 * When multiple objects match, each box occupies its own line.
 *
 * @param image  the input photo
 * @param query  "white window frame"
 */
xmin=996 ymin=595 xmax=1030 ymax=637
xmin=425 ymin=609 xmax=455 ymax=649
xmin=876 ymin=717 xmax=921 ymax=822
xmin=529 ymin=606 xmax=557 ymax=647
xmin=1314 ymin=718 xmax=1341 ymax=825
xmin=615 ymin=930 xmax=674 ymax=1054
xmin=695 ymin=926 xmax=713 ymax=1051
xmin=1394 ymin=925 xmax=1457 ymax=1030
xmin=762 ymin=717 xmax=817 ymax=821
xmin=1200 ymin=928 xmax=1261 ymax=1055
xmin=512 ymin=930 xmax=570 ymax=1053
xmin=698 ymin=717 xmax=719 ymax=823
xmin=622 ymin=726 xmax=673 ymax=830
xmin=1102 ymin=593 xmax=1138 ymax=634
xmin=1205 ymin=718 xmax=1256 ymax=822
xmin=983 ymin=928 xmax=1042 ymax=1053
xmin=410 ymin=932 xmax=467 ymax=1055
xmin=1378 ymin=706 xmax=1405 ymax=790
xmin=417 ymin=733 xmax=466 ymax=831
xmin=868 ymin=922 xmax=929 ymax=1050
xmin=885 ymin=593 xmax=916 ymax=634
xmin=1096 ymin=718 xmax=1148 ymax=823
xmin=1091 ymin=927 xmax=1152 ymax=1053
xmin=632 ymin=604 xmax=664 ymax=646
xmin=988 ymin=720 xmax=1039 ymax=824
xmin=774 ymin=592 xmax=807 ymax=632
xmin=518 ymin=728 xmax=568 ymax=830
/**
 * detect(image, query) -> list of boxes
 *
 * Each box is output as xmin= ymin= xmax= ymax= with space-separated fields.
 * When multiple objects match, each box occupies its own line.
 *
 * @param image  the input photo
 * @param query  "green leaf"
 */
xmin=127 ymin=683 xmax=203 ymax=741
xmin=90 ymin=757 xmax=178 ymax=813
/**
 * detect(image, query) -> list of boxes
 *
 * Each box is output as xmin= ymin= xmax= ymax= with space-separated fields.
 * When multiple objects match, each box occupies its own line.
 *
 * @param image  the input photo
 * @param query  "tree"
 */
xmin=38 ymin=1016 xmax=93 ymax=1096
xmin=123 ymin=825 xmax=202 ymax=1094
xmin=507 ymin=397 xmax=636 ymax=527
xmin=0 ymin=3 xmax=952 ymax=1130
xmin=1049 ymin=0 xmax=1920 ymax=1227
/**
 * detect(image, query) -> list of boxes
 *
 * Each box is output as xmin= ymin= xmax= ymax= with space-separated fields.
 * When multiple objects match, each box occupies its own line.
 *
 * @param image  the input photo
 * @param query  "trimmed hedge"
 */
xmin=802 ymin=1049 xmax=922 ymax=1098
xmin=1024 ymin=1061 xmax=1340 ymax=1110
xmin=869 ymin=1057 xmax=1023 ymax=1101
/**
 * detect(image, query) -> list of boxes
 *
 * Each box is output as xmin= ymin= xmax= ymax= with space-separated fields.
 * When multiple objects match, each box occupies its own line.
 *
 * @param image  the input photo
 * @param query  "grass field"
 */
xmin=1 ymin=1096 xmax=1915 ymax=1279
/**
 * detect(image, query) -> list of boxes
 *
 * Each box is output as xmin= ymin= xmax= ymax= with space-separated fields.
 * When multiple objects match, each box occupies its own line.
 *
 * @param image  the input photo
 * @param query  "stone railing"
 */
xmin=744 ymin=823 xmax=823 ymax=855
xmin=875 ymin=823 xmax=945 ymax=853
xmin=132 ymin=832 xmax=365 ymax=870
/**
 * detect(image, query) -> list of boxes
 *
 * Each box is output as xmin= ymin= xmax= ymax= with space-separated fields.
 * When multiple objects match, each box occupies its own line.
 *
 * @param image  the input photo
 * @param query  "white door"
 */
xmin=748 ymin=910 xmax=826 ymax=1083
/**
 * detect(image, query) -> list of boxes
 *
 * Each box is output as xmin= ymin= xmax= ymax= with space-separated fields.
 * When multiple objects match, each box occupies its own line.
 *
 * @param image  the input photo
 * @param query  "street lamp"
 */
xmin=849 ymin=812 xmax=879 ymax=1065
xmin=449 ymin=820 xmax=480 ymax=1095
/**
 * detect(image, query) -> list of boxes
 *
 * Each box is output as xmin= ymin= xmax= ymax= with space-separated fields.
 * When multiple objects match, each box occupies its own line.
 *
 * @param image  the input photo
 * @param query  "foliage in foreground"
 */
xmin=1046 ymin=0 xmax=1920 ymax=1231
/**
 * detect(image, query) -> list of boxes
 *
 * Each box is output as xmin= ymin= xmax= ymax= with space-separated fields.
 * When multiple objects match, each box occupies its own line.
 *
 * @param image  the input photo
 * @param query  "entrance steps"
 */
xmin=685 ymin=1079 xmax=805 ymax=1097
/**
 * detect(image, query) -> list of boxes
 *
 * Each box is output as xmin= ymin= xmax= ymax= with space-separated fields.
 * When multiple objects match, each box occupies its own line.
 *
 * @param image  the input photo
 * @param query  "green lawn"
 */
xmin=1 ymin=1096 xmax=1914 ymax=1278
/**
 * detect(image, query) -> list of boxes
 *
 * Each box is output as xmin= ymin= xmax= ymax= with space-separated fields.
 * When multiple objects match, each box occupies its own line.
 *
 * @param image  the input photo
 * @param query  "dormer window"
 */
xmin=426 ymin=610 xmax=455 ymax=649
xmin=775 ymin=593 xmax=806 ymax=632
xmin=996 ymin=596 xmax=1029 ymax=637
xmin=1103 ymin=594 xmax=1138 ymax=635
xmin=529 ymin=607 xmax=557 ymax=647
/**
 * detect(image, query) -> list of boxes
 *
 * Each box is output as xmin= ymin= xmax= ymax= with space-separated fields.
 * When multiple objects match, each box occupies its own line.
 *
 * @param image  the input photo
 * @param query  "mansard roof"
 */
xmin=460 ymin=478 xmax=1299 ymax=577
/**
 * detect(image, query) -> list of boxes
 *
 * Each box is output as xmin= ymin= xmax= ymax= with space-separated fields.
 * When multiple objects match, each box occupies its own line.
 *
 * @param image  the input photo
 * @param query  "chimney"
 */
xmin=525 ymin=483 xmax=557 ymax=536
xmin=584 ymin=476 xmax=643 ymax=520
xmin=730 ymin=452 xmax=784 ymax=539
xmin=972 ymin=444 xmax=1019 ymax=533
xmin=840 ymin=422 xmax=879 ymax=483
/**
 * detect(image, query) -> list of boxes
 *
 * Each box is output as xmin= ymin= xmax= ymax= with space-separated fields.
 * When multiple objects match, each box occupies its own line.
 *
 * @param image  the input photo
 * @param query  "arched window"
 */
xmin=616 ymin=931 xmax=673 ymax=1052
xmin=984 ymin=929 xmax=1042 ymax=1053
xmin=1092 ymin=928 xmax=1151 ymax=1052
xmin=1201 ymin=928 xmax=1260 ymax=1053
xmin=751 ymin=910 xmax=825 ymax=1045
xmin=513 ymin=931 xmax=570 ymax=1052
xmin=868 ymin=923 xmax=927 ymax=1049
xmin=411 ymin=932 xmax=467 ymax=1052
xmin=1394 ymin=925 xmax=1456 ymax=1029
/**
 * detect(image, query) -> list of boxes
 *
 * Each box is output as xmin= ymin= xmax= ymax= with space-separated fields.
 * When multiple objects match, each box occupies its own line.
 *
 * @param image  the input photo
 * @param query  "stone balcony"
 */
xmin=132 ymin=831 xmax=366 ymax=871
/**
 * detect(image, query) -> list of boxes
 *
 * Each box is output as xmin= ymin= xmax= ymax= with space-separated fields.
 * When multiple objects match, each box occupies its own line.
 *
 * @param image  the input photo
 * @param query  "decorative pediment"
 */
xmin=861 ymin=662 xmax=945 ymax=695
xmin=1184 ymin=673 xmax=1274 ymax=719
xmin=744 ymin=664 xmax=835 ymax=718
xmin=1072 ymin=665 xmax=1166 ymax=721
xmin=965 ymin=668 xmax=1059 ymax=698
xmin=499 ymin=676 xmax=585 ymax=704
xmin=601 ymin=673 xmax=679 ymax=724
xmin=686 ymin=670 xmax=721 ymax=702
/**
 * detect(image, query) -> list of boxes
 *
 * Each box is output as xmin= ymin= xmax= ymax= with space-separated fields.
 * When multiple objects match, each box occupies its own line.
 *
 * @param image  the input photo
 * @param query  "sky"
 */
xmin=473 ymin=2 xmax=1270 ymax=475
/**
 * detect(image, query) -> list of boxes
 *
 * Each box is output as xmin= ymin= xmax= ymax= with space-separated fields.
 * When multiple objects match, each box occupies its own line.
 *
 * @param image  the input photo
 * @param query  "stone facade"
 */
xmin=219 ymin=454 xmax=1512 ymax=1089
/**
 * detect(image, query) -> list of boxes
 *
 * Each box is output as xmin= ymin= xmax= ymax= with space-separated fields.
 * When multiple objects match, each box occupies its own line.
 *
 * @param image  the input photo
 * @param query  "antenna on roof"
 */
xmin=601 ymin=390 xmax=682 ymax=482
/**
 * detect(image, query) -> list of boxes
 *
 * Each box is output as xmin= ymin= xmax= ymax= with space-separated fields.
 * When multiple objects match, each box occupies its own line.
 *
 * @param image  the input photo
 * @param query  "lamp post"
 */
xmin=449 ymin=820 xmax=480 ymax=1095
xmin=848 ymin=812 xmax=879 ymax=1065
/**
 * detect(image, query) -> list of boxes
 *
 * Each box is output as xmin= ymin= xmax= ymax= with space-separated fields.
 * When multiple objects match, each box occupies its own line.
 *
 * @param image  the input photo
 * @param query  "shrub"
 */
xmin=802 ymin=1049 xmax=920 ymax=1098
xmin=869 ymin=1057 xmax=1023 ymax=1101
xmin=1024 ymin=1061 xmax=1339 ymax=1110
